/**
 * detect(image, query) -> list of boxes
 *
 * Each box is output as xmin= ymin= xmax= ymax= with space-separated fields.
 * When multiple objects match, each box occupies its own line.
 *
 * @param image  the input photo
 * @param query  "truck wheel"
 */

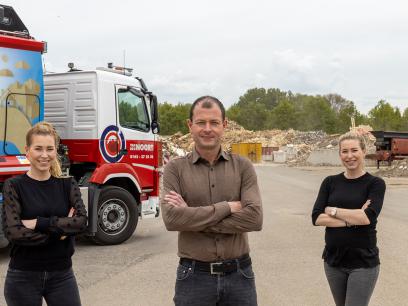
xmin=91 ymin=186 xmax=138 ymax=245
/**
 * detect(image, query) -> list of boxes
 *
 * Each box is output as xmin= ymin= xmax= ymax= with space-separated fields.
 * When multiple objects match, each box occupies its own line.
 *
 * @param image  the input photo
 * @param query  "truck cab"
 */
xmin=44 ymin=65 xmax=161 ymax=245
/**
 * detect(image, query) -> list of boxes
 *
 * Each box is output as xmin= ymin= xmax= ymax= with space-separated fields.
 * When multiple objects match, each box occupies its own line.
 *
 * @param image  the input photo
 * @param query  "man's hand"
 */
xmin=164 ymin=191 xmax=188 ymax=208
xmin=361 ymin=199 xmax=371 ymax=210
xmin=228 ymin=201 xmax=242 ymax=213
xmin=21 ymin=219 xmax=37 ymax=230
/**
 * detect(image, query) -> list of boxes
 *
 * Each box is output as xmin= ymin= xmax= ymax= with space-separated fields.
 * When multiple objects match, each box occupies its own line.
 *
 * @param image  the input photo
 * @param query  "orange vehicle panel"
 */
xmin=391 ymin=139 xmax=408 ymax=155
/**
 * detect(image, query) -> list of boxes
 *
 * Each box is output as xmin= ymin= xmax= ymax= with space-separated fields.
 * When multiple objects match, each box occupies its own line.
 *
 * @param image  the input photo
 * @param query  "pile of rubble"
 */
xmin=375 ymin=159 xmax=408 ymax=177
xmin=160 ymin=121 xmax=376 ymax=166
xmin=161 ymin=132 xmax=188 ymax=158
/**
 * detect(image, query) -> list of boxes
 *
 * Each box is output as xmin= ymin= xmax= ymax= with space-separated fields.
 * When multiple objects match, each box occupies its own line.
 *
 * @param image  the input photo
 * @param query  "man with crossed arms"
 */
xmin=161 ymin=95 xmax=263 ymax=306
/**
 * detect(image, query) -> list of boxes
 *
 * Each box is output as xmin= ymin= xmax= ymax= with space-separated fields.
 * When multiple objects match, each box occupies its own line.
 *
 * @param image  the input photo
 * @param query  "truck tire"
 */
xmin=91 ymin=186 xmax=138 ymax=245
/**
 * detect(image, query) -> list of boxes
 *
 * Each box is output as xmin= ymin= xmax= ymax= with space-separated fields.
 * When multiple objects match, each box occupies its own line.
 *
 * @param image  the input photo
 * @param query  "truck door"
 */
xmin=115 ymin=85 xmax=156 ymax=188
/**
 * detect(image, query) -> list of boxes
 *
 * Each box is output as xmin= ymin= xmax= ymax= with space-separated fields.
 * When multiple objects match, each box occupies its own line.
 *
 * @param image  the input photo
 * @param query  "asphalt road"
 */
xmin=0 ymin=165 xmax=407 ymax=306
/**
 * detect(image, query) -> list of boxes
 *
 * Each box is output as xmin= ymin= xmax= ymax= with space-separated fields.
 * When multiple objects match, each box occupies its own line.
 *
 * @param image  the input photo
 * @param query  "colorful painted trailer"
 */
xmin=0 ymin=4 xmax=46 ymax=247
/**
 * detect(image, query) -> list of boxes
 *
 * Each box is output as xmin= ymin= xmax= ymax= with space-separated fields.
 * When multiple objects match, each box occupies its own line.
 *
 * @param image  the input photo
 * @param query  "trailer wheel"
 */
xmin=91 ymin=186 xmax=138 ymax=245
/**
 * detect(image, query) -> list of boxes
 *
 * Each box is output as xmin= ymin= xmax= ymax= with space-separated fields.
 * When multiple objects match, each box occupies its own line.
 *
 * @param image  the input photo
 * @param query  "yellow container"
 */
xmin=231 ymin=143 xmax=262 ymax=163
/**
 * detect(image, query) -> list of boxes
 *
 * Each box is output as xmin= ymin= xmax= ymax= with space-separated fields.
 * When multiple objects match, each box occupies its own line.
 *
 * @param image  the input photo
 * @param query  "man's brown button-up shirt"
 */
xmin=161 ymin=148 xmax=263 ymax=262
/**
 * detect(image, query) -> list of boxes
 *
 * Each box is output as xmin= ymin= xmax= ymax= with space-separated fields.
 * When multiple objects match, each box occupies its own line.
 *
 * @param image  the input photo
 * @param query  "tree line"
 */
xmin=158 ymin=88 xmax=408 ymax=135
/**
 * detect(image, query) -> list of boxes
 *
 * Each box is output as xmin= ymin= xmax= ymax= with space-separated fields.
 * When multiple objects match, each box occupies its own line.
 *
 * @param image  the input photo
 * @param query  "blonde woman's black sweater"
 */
xmin=2 ymin=174 xmax=87 ymax=271
xmin=312 ymin=172 xmax=386 ymax=268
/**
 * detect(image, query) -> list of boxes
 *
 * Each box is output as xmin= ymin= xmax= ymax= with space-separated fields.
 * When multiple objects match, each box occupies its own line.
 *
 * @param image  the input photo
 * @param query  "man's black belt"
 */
xmin=179 ymin=254 xmax=251 ymax=275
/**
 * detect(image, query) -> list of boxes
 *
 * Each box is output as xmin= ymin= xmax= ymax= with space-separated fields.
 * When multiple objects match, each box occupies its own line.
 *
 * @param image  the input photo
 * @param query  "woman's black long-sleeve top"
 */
xmin=2 ymin=174 xmax=87 ymax=271
xmin=312 ymin=172 xmax=386 ymax=268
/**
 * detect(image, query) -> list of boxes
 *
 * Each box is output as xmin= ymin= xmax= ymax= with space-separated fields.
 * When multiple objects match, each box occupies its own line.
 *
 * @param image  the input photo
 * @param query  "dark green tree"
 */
xmin=237 ymin=88 xmax=287 ymax=109
xmin=269 ymin=100 xmax=297 ymax=130
xmin=368 ymin=100 xmax=402 ymax=131
xmin=401 ymin=108 xmax=408 ymax=131
xmin=227 ymin=101 xmax=269 ymax=130
xmin=226 ymin=104 xmax=242 ymax=123
xmin=325 ymin=93 xmax=353 ymax=114
xmin=295 ymin=95 xmax=337 ymax=133
xmin=334 ymin=103 xmax=368 ymax=133
xmin=158 ymin=102 xmax=191 ymax=135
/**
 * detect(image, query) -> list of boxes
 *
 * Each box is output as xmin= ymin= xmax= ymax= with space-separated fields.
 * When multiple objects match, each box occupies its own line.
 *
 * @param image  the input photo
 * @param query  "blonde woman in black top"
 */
xmin=312 ymin=132 xmax=386 ymax=306
xmin=2 ymin=122 xmax=87 ymax=306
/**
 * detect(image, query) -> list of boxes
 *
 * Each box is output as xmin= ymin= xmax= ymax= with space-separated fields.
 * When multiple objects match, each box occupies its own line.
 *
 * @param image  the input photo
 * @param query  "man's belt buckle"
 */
xmin=210 ymin=262 xmax=223 ymax=275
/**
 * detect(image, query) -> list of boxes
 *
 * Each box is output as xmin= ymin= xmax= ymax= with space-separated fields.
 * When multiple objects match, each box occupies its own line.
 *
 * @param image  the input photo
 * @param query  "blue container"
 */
xmin=0 ymin=192 xmax=3 ymax=205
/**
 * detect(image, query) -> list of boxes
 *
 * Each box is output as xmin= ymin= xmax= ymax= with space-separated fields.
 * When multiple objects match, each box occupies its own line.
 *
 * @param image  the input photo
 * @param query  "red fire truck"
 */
xmin=0 ymin=4 xmax=161 ymax=247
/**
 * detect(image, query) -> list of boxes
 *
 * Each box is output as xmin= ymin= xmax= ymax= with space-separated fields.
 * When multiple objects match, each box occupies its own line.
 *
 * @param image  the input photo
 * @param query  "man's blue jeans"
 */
xmin=4 ymin=267 xmax=81 ymax=306
xmin=174 ymin=260 xmax=258 ymax=306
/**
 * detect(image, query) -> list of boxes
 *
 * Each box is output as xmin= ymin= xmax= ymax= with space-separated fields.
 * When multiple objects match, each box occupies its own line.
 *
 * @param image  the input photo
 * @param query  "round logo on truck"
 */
xmin=100 ymin=125 xmax=126 ymax=163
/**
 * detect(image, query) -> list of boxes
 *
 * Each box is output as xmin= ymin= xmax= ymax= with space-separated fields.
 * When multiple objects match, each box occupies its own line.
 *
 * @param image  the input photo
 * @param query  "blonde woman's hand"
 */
xmin=324 ymin=206 xmax=334 ymax=215
xmin=361 ymin=200 xmax=371 ymax=210
xmin=61 ymin=207 xmax=76 ymax=240
xmin=68 ymin=207 xmax=75 ymax=217
xmin=21 ymin=219 xmax=37 ymax=230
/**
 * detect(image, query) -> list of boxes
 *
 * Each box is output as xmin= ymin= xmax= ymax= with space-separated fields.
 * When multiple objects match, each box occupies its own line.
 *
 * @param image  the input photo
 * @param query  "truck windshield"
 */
xmin=117 ymin=88 xmax=150 ymax=132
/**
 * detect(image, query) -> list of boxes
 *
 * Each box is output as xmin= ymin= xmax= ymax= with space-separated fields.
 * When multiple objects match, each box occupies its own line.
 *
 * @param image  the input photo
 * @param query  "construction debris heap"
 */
xmin=160 ymin=121 xmax=376 ymax=166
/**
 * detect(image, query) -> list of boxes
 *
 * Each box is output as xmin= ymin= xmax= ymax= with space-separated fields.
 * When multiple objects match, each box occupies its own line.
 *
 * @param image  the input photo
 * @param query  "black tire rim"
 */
xmin=97 ymin=198 xmax=130 ymax=235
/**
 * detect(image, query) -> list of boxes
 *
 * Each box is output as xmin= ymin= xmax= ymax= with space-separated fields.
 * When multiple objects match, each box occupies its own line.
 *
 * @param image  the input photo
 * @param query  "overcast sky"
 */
xmin=4 ymin=0 xmax=408 ymax=114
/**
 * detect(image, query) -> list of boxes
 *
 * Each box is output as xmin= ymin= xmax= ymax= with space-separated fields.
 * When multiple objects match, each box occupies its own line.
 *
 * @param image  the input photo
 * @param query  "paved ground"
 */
xmin=0 ymin=165 xmax=407 ymax=306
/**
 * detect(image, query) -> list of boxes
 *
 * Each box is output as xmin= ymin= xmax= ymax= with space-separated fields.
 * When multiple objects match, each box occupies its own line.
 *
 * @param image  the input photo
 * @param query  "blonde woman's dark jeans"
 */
xmin=4 ymin=267 xmax=81 ymax=306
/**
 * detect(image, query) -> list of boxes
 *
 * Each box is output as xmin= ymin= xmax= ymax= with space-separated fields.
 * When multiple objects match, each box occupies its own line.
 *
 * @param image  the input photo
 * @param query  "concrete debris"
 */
xmin=160 ymin=121 xmax=377 ymax=168
xmin=375 ymin=159 xmax=408 ymax=177
xmin=161 ymin=132 xmax=188 ymax=158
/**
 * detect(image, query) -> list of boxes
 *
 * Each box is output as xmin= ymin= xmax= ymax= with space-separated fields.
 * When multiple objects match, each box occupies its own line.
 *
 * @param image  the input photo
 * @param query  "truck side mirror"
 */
xmin=151 ymin=95 xmax=160 ymax=134
xmin=151 ymin=121 xmax=159 ymax=134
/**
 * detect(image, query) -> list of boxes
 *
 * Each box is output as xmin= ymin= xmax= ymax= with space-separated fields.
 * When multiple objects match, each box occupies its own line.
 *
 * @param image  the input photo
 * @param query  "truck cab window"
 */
xmin=117 ymin=90 xmax=150 ymax=132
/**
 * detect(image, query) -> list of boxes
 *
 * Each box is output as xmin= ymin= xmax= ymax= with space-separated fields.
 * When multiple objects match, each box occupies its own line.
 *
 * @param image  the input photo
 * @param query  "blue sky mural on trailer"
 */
xmin=0 ymin=47 xmax=44 ymax=155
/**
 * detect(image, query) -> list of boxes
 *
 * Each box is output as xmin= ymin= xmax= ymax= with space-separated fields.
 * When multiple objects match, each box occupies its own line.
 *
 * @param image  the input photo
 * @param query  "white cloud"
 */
xmin=3 ymin=0 xmax=408 ymax=113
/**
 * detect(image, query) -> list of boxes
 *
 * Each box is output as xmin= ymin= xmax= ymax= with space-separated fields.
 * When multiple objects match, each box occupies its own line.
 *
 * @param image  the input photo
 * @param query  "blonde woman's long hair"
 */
xmin=26 ymin=122 xmax=62 ymax=177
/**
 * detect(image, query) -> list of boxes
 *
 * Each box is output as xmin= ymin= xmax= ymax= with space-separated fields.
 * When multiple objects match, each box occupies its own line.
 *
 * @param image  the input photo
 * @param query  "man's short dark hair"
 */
xmin=189 ymin=96 xmax=226 ymax=121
